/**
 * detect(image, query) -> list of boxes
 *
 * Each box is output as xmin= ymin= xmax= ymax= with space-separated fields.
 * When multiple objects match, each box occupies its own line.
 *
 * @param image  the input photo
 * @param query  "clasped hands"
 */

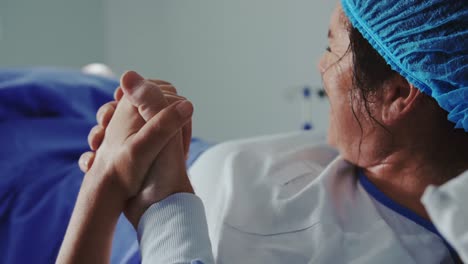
xmin=79 ymin=71 xmax=194 ymax=228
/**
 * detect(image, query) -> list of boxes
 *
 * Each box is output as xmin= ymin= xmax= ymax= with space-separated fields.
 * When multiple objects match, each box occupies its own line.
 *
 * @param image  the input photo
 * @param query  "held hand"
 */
xmin=57 ymin=71 xmax=193 ymax=264
xmin=83 ymin=71 xmax=195 ymax=227
xmin=79 ymin=79 xmax=192 ymax=173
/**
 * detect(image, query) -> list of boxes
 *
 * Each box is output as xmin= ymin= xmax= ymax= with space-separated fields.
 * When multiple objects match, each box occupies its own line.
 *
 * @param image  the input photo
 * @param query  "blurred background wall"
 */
xmin=0 ymin=0 xmax=104 ymax=67
xmin=0 ymin=0 xmax=335 ymax=141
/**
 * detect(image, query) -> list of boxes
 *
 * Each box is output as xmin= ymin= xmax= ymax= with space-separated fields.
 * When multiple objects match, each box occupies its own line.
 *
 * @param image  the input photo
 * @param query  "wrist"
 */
xmin=125 ymin=176 xmax=194 ymax=229
xmin=57 ymin=163 xmax=128 ymax=263
xmin=84 ymin=163 xmax=128 ymax=210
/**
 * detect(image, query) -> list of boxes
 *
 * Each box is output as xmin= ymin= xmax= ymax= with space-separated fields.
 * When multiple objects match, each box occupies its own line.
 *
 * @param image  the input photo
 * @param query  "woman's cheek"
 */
xmin=327 ymin=106 xmax=337 ymax=147
xmin=318 ymin=53 xmax=328 ymax=74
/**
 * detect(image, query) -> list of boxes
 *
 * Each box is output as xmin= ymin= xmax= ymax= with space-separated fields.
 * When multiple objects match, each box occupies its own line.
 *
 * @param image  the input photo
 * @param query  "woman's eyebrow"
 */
xmin=328 ymin=29 xmax=333 ymax=39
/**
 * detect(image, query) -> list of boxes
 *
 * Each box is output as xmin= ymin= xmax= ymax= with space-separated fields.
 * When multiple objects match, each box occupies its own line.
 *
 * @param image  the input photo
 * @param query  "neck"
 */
xmin=362 ymin=132 xmax=468 ymax=220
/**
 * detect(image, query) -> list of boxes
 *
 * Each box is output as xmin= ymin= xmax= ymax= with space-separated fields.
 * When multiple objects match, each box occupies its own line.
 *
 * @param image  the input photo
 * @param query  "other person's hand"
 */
xmin=79 ymin=79 xmax=191 ymax=173
xmin=85 ymin=71 xmax=194 ymax=227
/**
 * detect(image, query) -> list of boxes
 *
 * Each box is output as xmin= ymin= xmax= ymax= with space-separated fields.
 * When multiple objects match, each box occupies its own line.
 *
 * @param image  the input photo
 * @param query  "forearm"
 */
xmin=56 ymin=168 xmax=126 ymax=264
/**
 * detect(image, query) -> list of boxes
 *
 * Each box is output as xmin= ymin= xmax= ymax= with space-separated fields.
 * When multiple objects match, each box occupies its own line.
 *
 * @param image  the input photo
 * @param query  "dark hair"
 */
xmin=348 ymin=26 xmax=396 ymax=104
xmin=345 ymin=20 xmax=467 ymax=179
xmin=347 ymin=24 xmax=450 ymax=129
xmin=345 ymin=24 xmax=396 ymax=156
xmin=345 ymin=23 xmax=463 ymax=160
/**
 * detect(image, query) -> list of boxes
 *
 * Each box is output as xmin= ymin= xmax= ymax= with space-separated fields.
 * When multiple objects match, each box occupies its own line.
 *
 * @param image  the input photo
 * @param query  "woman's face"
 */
xmin=318 ymin=4 xmax=373 ymax=164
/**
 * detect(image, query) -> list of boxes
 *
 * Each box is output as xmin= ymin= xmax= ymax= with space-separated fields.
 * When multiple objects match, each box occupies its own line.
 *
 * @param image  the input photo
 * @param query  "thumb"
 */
xmin=120 ymin=71 xmax=168 ymax=122
xmin=129 ymin=100 xmax=194 ymax=169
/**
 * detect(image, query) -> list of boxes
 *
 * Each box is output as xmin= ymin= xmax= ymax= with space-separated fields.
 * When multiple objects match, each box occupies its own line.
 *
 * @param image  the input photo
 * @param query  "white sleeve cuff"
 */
xmin=137 ymin=193 xmax=214 ymax=264
xmin=422 ymin=170 xmax=468 ymax=262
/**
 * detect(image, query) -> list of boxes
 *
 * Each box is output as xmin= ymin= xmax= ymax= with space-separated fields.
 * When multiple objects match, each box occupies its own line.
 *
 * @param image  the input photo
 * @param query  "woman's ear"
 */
xmin=381 ymin=75 xmax=422 ymax=125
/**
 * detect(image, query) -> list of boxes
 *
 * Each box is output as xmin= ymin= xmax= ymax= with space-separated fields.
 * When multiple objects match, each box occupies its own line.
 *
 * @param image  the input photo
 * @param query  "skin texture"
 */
xmin=319 ymin=4 xmax=468 ymax=220
xmin=57 ymin=71 xmax=194 ymax=264
xmin=80 ymin=82 xmax=192 ymax=172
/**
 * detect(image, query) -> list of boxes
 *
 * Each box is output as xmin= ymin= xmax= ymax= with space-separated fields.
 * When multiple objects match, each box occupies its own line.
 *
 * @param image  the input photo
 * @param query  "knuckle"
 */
xmin=100 ymin=101 xmax=111 ymax=111
xmin=139 ymin=79 xmax=159 ymax=90
xmin=88 ymin=126 xmax=98 ymax=141
xmin=146 ymin=119 xmax=174 ymax=141
xmin=78 ymin=155 xmax=86 ymax=169
xmin=114 ymin=86 xmax=122 ymax=95
xmin=164 ymin=93 xmax=186 ymax=101
xmin=169 ymin=86 xmax=177 ymax=94
xmin=164 ymin=95 xmax=179 ymax=104
xmin=150 ymin=79 xmax=172 ymax=85
xmin=97 ymin=103 xmax=114 ymax=123
xmin=101 ymin=106 xmax=115 ymax=126
xmin=161 ymin=85 xmax=177 ymax=94
xmin=124 ymin=143 xmax=140 ymax=165
xmin=79 ymin=152 xmax=92 ymax=171
xmin=88 ymin=126 xmax=103 ymax=149
xmin=134 ymin=81 xmax=166 ymax=102
xmin=137 ymin=104 xmax=151 ymax=117
xmin=153 ymin=113 xmax=180 ymax=135
xmin=149 ymin=119 xmax=166 ymax=135
xmin=96 ymin=108 xmax=104 ymax=122
xmin=108 ymin=101 xmax=118 ymax=109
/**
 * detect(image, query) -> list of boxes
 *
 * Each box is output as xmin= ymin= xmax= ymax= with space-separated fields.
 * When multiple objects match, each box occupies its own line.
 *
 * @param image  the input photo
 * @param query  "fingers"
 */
xmin=163 ymin=93 xmax=186 ymax=104
xmin=96 ymin=101 xmax=117 ymax=127
xmin=156 ymin=83 xmax=177 ymax=94
xmin=157 ymin=87 xmax=190 ymax=155
xmin=120 ymin=71 xmax=192 ymax=159
xmin=149 ymin=79 xmax=173 ymax=87
xmin=115 ymin=80 xmax=175 ymax=102
xmin=129 ymin=100 xmax=194 ymax=167
xmin=120 ymin=71 xmax=168 ymax=122
xmin=114 ymin=87 xmax=123 ymax=101
xmin=78 ymin=151 xmax=95 ymax=173
xmin=88 ymin=125 xmax=105 ymax=151
xmin=182 ymin=121 xmax=192 ymax=160
xmin=119 ymin=85 xmax=182 ymax=103
xmin=91 ymin=102 xmax=117 ymax=151
xmin=149 ymin=86 xmax=191 ymax=158
xmin=92 ymin=90 xmax=181 ymax=152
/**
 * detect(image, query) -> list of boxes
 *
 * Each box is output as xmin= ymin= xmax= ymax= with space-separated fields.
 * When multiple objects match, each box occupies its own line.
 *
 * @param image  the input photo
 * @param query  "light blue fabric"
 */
xmin=341 ymin=0 xmax=468 ymax=132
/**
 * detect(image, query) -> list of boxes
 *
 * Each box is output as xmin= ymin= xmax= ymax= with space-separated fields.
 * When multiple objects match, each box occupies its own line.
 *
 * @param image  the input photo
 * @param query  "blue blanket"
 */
xmin=0 ymin=68 xmax=213 ymax=264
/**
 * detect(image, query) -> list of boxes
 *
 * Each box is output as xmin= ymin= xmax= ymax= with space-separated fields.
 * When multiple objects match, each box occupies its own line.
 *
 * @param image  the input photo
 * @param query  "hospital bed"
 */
xmin=0 ymin=67 xmax=214 ymax=263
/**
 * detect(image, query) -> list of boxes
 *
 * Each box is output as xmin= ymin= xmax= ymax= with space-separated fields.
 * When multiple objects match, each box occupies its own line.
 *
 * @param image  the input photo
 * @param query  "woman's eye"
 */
xmin=325 ymin=46 xmax=332 ymax=52
xmin=317 ymin=89 xmax=328 ymax=98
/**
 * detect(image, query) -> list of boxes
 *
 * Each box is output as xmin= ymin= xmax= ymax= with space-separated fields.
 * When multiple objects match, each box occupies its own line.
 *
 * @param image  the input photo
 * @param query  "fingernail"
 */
xmin=176 ymin=100 xmax=193 ymax=118
xmin=123 ymin=71 xmax=144 ymax=90
xmin=79 ymin=154 xmax=88 ymax=168
xmin=96 ymin=111 xmax=103 ymax=124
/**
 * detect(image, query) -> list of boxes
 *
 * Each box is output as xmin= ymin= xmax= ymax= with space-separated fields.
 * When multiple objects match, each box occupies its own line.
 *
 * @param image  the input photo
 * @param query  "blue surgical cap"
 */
xmin=341 ymin=0 xmax=468 ymax=132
